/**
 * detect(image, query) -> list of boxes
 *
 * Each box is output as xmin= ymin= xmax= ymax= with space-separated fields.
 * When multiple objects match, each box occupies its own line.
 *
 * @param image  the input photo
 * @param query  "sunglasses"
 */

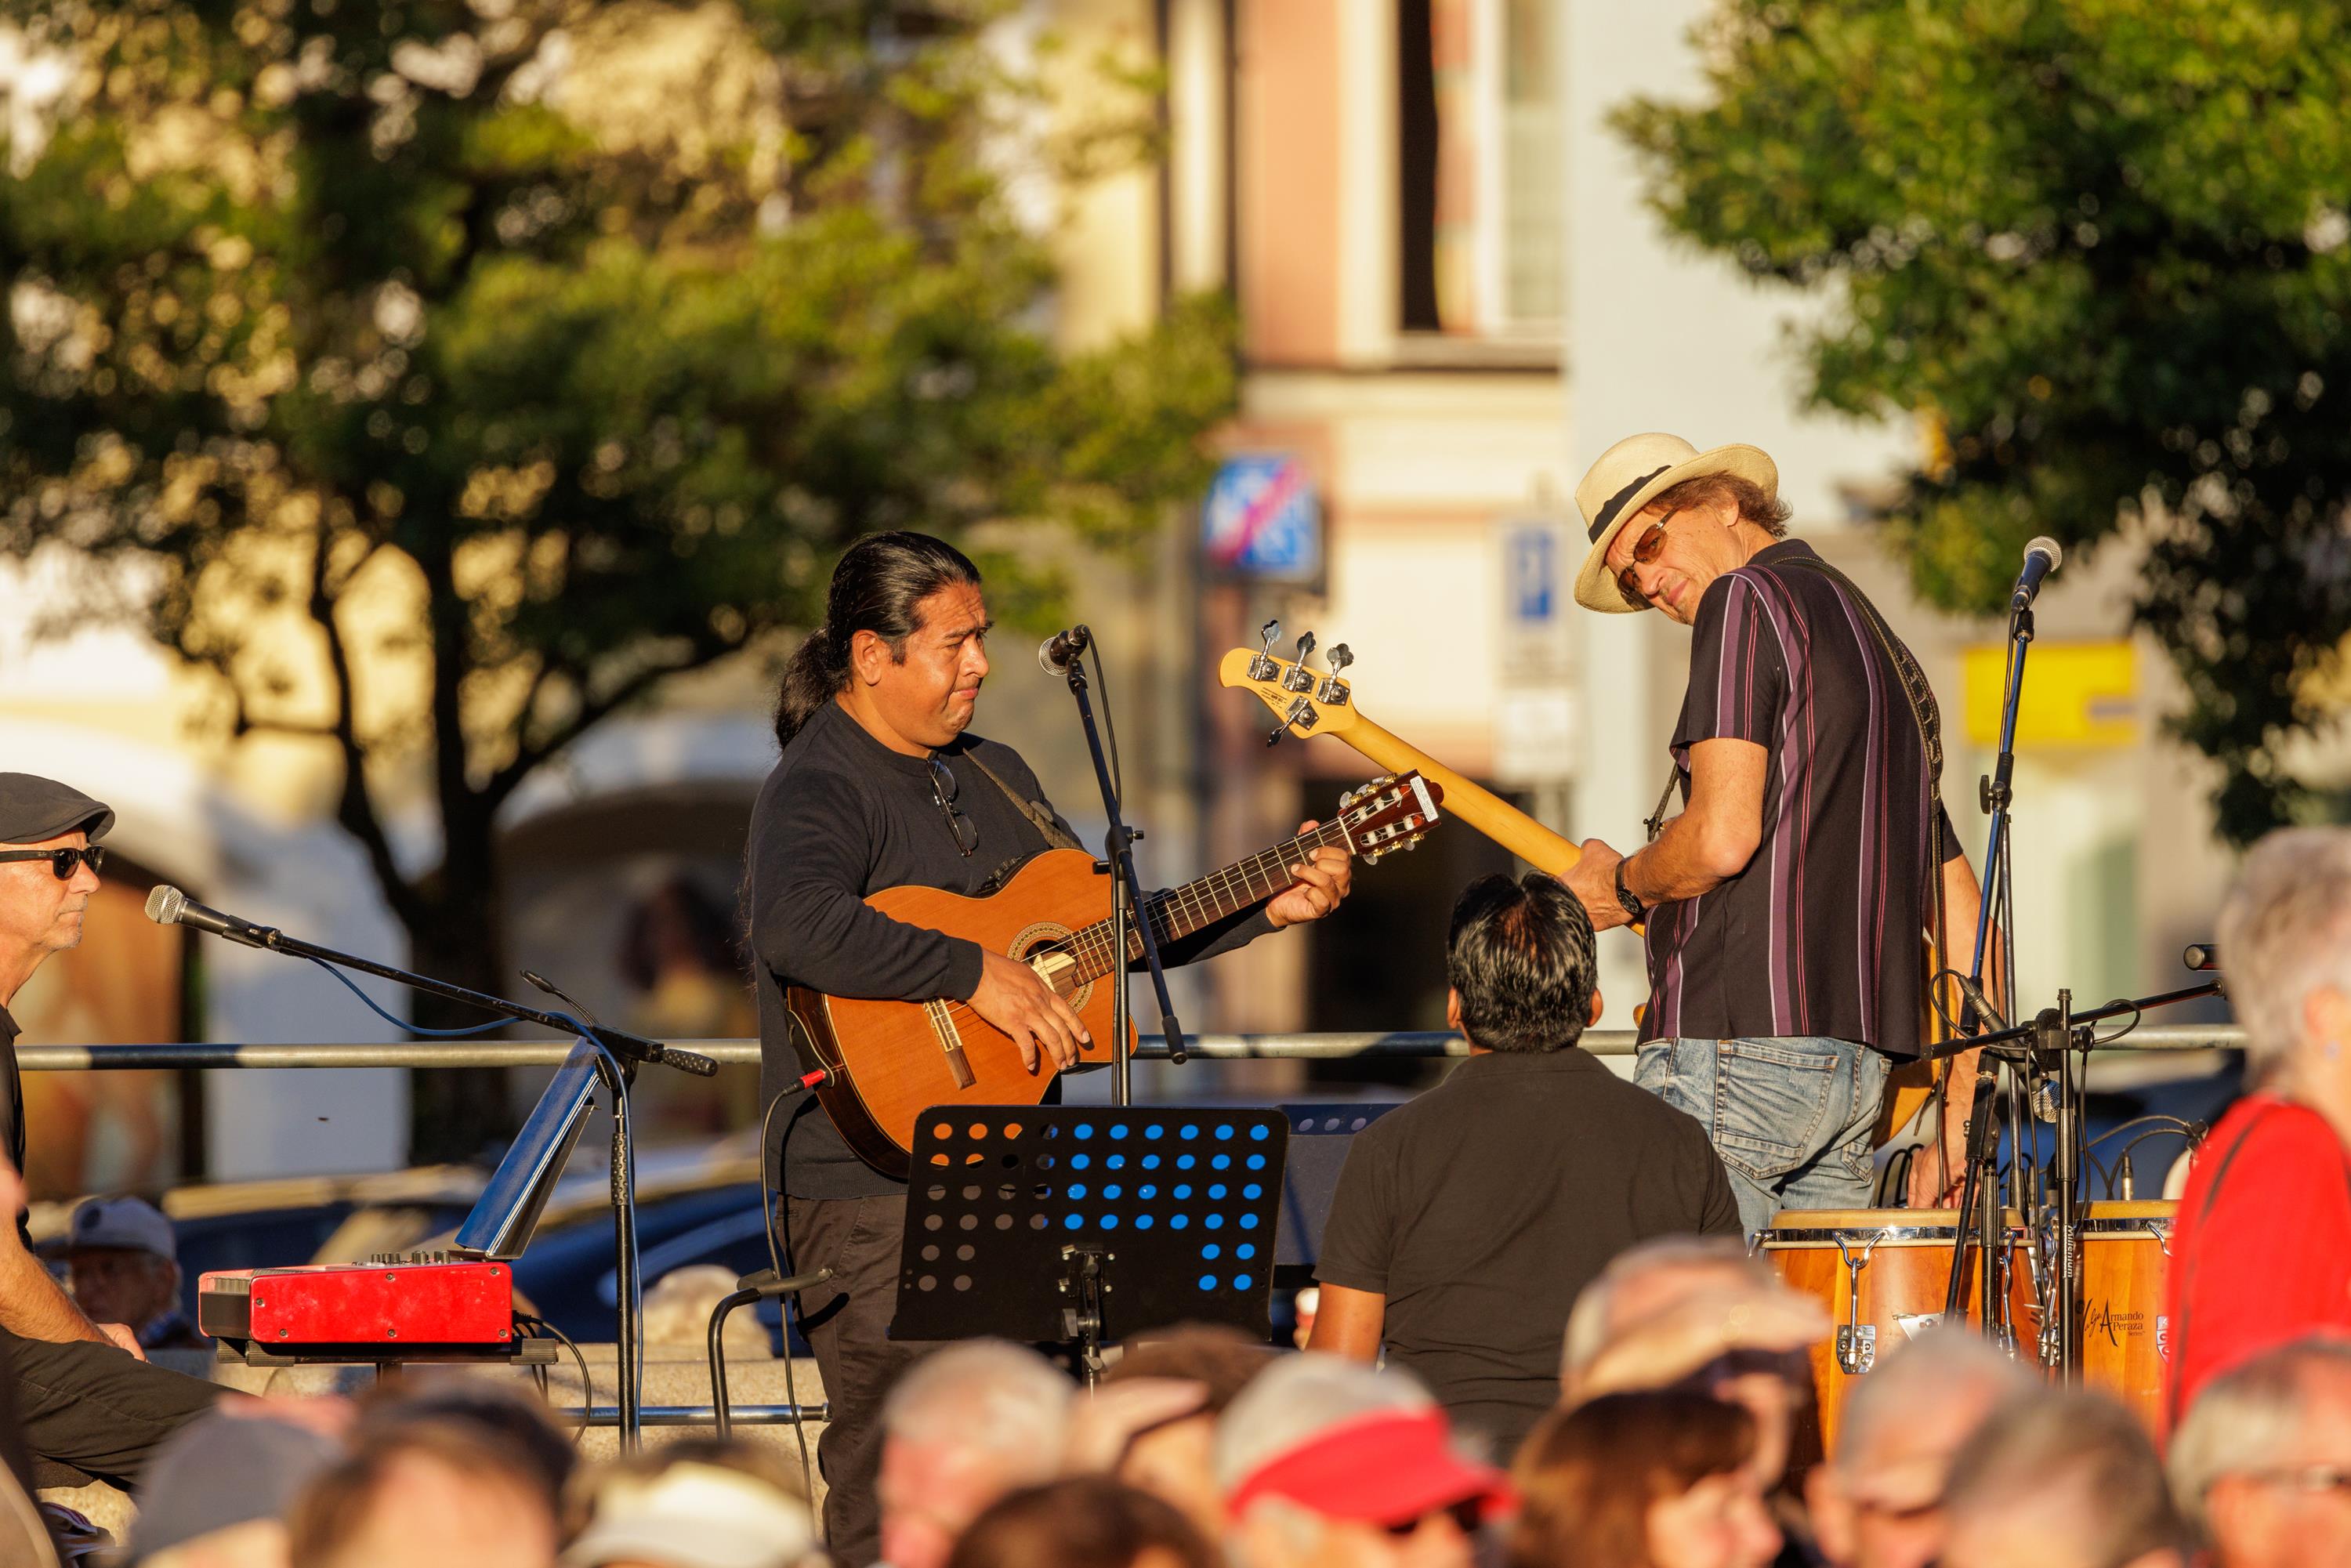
xmin=1615 ymin=510 xmax=1682 ymax=608
xmin=0 ymin=846 xmax=106 ymax=880
xmin=1383 ymin=1498 xmax=1487 ymax=1537
xmin=928 ymin=759 xmax=979 ymax=858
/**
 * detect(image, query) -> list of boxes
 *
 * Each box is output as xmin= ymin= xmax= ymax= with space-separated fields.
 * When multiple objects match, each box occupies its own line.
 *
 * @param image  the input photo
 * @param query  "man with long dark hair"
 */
xmin=746 ymin=531 xmax=1353 ymax=1564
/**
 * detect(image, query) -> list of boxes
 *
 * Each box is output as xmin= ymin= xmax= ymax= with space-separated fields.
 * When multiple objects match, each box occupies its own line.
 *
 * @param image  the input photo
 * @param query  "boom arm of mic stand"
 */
xmin=231 ymin=927 xmax=719 ymax=1077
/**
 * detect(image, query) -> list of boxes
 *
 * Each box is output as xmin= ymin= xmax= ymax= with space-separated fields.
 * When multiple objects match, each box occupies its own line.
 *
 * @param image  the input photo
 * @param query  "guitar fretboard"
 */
xmin=1052 ymin=820 xmax=1351 ymax=983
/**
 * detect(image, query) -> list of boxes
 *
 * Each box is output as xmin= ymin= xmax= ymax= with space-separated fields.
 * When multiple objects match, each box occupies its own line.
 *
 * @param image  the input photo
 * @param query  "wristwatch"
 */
xmin=1614 ymin=857 xmax=1647 ymax=922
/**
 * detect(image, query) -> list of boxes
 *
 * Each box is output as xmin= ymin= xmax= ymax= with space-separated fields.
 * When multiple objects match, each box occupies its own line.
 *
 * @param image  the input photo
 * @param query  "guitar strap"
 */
xmin=963 ymin=751 xmax=1088 ymax=854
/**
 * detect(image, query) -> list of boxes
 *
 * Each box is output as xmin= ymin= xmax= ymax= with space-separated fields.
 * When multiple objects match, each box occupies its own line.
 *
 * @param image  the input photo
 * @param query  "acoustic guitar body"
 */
xmin=784 ymin=849 xmax=1129 ymax=1179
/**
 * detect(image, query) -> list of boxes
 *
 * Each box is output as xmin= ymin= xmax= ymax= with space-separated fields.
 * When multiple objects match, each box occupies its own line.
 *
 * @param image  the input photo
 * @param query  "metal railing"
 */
xmin=13 ymin=1023 xmax=2242 ymax=1071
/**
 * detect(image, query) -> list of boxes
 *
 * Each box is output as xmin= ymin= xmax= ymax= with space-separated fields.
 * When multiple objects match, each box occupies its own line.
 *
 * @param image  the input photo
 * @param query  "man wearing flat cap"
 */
xmin=0 ymin=774 xmax=219 ymax=1488
xmin=1556 ymin=436 xmax=1991 ymax=1232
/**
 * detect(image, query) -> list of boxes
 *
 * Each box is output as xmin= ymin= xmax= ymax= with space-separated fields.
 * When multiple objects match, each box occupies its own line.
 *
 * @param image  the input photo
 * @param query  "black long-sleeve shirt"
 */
xmin=750 ymin=700 xmax=1274 ymax=1198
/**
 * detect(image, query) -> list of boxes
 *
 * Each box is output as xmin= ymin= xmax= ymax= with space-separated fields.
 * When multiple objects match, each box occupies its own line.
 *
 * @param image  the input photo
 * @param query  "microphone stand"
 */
xmin=1936 ymin=587 xmax=2036 ymax=1340
xmin=1057 ymin=629 xmax=1186 ymax=1106
xmin=171 ymin=917 xmax=714 ymax=1450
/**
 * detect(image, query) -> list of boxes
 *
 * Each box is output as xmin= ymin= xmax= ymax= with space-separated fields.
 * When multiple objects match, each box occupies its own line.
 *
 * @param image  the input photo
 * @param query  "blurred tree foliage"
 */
xmin=1616 ymin=0 xmax=2351 ymax=841
xmin=0 ymin=0 xmax=1233 ymax=1160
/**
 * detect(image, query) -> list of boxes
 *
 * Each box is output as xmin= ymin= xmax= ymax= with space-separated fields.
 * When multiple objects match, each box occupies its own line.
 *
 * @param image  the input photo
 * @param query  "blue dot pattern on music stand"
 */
xmin=900 ymin=1109 xmax=1284 ymax=1327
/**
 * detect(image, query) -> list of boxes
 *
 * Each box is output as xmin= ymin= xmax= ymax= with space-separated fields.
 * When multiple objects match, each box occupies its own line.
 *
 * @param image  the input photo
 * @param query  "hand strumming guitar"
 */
xmin=966 ymin=947 xmax=1092 ymax=1074
xmin=1264 ymin=820 xmax=1354 ymax=929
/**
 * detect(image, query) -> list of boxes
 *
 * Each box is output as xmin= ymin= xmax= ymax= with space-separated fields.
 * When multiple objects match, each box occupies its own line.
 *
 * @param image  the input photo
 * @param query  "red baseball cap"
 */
xmin=1226 ymin=1406 xmax=1513 ymax=1528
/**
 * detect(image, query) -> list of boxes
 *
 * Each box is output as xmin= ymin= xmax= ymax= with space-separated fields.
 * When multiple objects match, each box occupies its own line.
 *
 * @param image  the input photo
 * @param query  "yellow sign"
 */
xmin=1962 ymin=640 xmax=2137 ymax=748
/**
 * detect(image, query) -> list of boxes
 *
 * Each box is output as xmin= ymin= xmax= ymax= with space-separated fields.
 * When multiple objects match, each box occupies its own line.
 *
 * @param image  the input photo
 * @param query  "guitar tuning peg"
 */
xmin=1282 ymin=631 xmax=1319 ymax=693
xmin=1250 ymin=620 xmax=1282 ymax=682
xmin=1317 ymin=643 xmax=1354 ymax=707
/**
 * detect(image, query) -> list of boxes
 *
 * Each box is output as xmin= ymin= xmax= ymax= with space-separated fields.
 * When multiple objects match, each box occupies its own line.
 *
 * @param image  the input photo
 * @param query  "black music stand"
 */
xmin=893 ymin=1106 xmax=1288 ymax=1376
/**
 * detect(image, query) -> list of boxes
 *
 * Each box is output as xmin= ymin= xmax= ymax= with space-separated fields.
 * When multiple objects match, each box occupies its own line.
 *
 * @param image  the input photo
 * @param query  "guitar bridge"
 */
xmin=924 ymin=1000 xmax=976 ymax=1089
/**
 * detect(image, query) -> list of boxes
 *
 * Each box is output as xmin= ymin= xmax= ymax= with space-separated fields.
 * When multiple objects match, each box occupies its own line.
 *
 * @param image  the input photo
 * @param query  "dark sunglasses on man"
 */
xmin=1616 ymin=509 xmax=1685 ymax=608
xmin=0 ymin=846 xmax=106 ymax=880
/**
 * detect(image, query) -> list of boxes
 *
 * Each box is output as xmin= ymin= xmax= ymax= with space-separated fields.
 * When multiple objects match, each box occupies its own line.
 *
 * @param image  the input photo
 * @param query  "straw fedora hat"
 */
xmin=1571 ymin=433 xmax=1780 ymax=613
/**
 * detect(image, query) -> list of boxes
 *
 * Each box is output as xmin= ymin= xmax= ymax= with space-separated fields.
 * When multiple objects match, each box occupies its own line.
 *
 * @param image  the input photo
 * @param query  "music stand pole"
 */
xmin=1060 ymin=632 xmax=1187 ymax=1106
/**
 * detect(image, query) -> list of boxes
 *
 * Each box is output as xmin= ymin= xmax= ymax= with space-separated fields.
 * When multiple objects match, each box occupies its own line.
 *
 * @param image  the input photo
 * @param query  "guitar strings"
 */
xmin=920 ymin=820 xmax=1355 ymax=1039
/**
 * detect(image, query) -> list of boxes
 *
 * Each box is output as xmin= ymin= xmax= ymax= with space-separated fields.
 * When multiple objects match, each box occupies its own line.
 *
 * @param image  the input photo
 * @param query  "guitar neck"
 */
xmin=1328 ymin=715 xmax=1583 ymax=877
xmin=1068 ymin=821 xmax=1350 ymax=980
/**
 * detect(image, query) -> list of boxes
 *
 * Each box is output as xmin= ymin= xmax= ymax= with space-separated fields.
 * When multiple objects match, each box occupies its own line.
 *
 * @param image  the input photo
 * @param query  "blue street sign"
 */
xmin=1203 ymin=454 xmax=1321 ymax=581
xmin=1506 ymin=526 xmax=1556 ymax=623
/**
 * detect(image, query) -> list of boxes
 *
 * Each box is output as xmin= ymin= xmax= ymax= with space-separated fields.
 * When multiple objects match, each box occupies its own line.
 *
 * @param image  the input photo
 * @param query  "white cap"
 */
xmin=563 ymin=1462 xmax=819 ymax=1568
xmin=67 ymin=1196 xmax=176 ymax=1261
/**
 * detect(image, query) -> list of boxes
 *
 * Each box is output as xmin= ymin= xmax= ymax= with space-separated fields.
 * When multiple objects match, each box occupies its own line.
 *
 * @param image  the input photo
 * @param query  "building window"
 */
xmin=1398 ymin=0 xmax=1561 ymax=339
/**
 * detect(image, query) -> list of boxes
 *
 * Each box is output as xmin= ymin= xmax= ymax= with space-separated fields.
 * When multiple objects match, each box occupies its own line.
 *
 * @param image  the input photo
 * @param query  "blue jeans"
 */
xmin=1636 ymin=1036 xmax=1892 ymax=1236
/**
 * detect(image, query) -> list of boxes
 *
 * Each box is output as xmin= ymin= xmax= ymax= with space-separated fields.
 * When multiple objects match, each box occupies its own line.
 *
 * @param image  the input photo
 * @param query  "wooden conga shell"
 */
xmin=1760 ymin=1209 xmax=1999 ymax=1457
xmin=2007 ymin=1200 xmax=2175 ymax=1428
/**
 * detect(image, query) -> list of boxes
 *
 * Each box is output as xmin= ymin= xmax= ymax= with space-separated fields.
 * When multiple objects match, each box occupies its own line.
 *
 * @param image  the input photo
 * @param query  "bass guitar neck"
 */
xmin=1217 ymin=646 xmax=1585 ymax=878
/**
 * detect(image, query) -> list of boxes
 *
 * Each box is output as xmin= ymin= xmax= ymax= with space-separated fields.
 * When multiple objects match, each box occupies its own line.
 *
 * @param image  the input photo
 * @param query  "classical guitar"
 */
xmin=787 ymin=772 xmax=1444 ymax=1176
xmin=1219 ymin=632 xmax=1958 ymax=1137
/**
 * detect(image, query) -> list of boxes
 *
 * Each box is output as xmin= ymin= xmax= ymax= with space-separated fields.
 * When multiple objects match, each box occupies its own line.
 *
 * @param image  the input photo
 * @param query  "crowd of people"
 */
xmin=33 ymin=1303 xmax=2335 ymax=1568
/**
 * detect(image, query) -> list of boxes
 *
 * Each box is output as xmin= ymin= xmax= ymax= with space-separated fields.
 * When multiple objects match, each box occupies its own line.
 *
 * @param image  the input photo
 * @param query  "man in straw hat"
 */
xmin=1556 ymin=436 xmax=1990 ymax=1232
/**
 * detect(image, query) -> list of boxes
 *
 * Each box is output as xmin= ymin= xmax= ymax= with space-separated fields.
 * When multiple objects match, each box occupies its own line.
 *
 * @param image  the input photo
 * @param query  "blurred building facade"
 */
xmin=0 ymin=0 xmax=2246 ymax=1190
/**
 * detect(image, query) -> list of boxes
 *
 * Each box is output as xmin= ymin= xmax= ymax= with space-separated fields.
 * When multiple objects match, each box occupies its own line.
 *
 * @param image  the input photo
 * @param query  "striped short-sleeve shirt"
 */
xmin=1637 ymin=539 xmax=1958 ymax=1059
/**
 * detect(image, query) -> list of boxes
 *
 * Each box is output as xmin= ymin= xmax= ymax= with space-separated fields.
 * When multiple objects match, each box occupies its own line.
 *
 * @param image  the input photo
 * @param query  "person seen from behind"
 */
xmin=1077 ymin=1324 xmax=1277 ymax=1541
xmin=945 ymin=1476 xmax=1216 ymax=1568
xmin=877 ymin=1340 xmax=1073 ymax=1568
xmin=1311 ymin=874 xmax=1741 ymax=1456
xmin=1936 ymin=1387 xmax=2189 ymax=1568
xmin=562 ymin=1436 xmax=818 ymax=1568
xmin=1508 ymin=1389 xmax=1780 ymax=1568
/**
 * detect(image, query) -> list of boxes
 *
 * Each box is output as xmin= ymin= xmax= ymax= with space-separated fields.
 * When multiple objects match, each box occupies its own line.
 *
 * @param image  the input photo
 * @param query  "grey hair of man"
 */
xmin=1831 ymin=1327 xmax=2033 ymax=1475
xmin=2216 ymin=826 xmax=2351 ymax=1087
xmin=882 ymin=1339 xmax=1074 ymax=1476
xmin=1559 ymin=1235 xmax=1774 ymax=1380
xmin=2168 ymin=1334 xmax=2351 ymax=1537
xmin=1943 ymin=1387 xmax=2189 ymax=1565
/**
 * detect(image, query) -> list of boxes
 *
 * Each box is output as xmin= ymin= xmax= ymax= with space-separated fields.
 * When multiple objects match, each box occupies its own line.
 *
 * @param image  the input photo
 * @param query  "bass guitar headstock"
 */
xmin=1335 ymin=770 xmax=1444 ymax=864
xmin=1218 ymin=620 xmax=1361 ymax=745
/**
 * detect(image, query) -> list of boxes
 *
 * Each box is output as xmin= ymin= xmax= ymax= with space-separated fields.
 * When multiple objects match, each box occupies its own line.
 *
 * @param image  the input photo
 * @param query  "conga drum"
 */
xmin=1759 ymin=1209 xmax=2005 ymax=1455
xmin=2008 ymin=1200 xmax=2176 ymax=1426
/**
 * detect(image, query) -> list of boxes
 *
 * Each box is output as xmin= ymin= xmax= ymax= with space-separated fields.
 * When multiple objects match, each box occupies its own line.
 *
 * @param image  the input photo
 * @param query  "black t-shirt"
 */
xmin=748 ymin=701 xmax=1272 ymax=1199
xmin=1640 ymin=540 xmax=1962 ymax=1058
xmin=1315 ymin=1048 xmax=1742 ymax=1458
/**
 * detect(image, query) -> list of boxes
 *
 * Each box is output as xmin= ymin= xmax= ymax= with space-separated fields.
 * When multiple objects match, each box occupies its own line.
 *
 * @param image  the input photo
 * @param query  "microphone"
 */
xmin=1038 ymin=625 xmax=1092 ymax=675
xmin=2010 ymin=537 xmax=2063 ymax=611
xmin=143 ymin=885 xmax=281 ymax=950
xmin=2183 ymin=943 xmax=2218 ymax=972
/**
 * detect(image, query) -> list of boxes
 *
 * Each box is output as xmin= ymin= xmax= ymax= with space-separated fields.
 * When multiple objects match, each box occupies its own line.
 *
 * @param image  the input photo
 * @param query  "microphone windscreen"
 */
xmin=144 ymin=885 xmax=184 ymax=925
xmin=2026 ymin=535 xmax=2063 ymax=570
